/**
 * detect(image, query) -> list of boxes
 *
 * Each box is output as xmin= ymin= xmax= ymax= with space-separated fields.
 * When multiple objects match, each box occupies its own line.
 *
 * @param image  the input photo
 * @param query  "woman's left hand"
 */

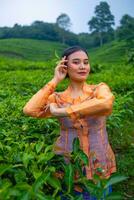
xmin=49 ymin=103 xmax=68 ymax=117
xmin=49 ymin=103 xmax=58 ymax=116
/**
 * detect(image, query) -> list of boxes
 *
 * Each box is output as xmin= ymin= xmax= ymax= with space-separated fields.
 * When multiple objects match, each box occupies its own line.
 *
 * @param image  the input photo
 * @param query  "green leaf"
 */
xmin=6 ymin=188 xmax=20 ymax=198
xmin=14 ymin=170 xmax=27 ymax=183
xmin=22 ymin=152 xmax=34 ymax=168
xmin=37 ymin=152 xmax=55 ymax=163
xmin=54 ymin=50 xmax=60 ymax=59
xmin=36 ymin=192 xmax=55 ymax=200
xmin=0 ymin=142 xmax=3 ymax=150
xmin=74 ymin=160 xmax=83 ymax=177
xmin=5 ymin=145 xmax=12 ymax=151
xmin=32 ymin=172 xmax=51 ymax=193
xmin=78 ymin=150 xmax=89 ymax=166
xmin=0 ymin=178 xmax=12 ymax=196
xmin=0 ymin=164 xmax=13 ymax=176
xmin=44 ymin=144 xmax=53 ymax=154
xmin=84 ymin=180 xmax=97 ymax=195
xmin=74 ymin=194 xmax=83 ymax=200
xmin=73 ymin=137 xmax=80 ymax=153
xmin=35 ymin=141 xmax=44 ymax=154
xmin=104 ymin=174 xmax=128 ymax=188
xmin=19 ymin=191 xmax=31 ymax=200
xmin=0 ymin=155 xmax=4 ymax=161
xmin=105 ymin=192 xmax=122 ymax=200
xmin=32 ymin=170 xmax=42 ymax=179
xmin=63 ymin=193 xmax=74 ymax=200
xmin=64 ymin=163 xmax=74 ymax=193
xmin=47 ymin=175 xmax=61 ymax=189
xmin=48 ymin=166 xmax=56 ymax=173
xmin=15 ymin=182 xmax=31 ymax=191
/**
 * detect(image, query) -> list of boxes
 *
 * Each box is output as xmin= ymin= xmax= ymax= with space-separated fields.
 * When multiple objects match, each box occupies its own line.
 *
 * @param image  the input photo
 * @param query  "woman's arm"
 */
xmin=23 ymin=79 xmax=57 ymax=118
xmin=23 ymin=56 xmax=68 ymax=118
xmin=50 ymin=83 xmax=115 ymax=120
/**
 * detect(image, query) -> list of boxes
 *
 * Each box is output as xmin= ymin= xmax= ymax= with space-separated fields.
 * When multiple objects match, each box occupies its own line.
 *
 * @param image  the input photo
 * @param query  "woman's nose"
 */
xmin=79 ymin=63 xmax=85 ymax=69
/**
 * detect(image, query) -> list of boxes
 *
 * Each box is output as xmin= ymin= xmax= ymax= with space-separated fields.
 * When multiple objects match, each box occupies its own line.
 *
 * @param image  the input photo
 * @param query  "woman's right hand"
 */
xmin=53 ymin=56 xmax=68 ymax=84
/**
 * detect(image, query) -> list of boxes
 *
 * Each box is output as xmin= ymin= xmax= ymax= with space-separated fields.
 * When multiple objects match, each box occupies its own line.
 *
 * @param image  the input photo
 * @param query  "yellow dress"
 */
xmin=23 ymin=80 xmax=117 ymax=180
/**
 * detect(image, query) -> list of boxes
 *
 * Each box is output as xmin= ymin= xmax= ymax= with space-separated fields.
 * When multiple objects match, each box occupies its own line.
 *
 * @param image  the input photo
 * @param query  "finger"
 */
xmin=61 ymin=66 xmax=68 ymax=71
xmin=50 ymin=103 xmax=57 ymax=108
xmin=62 ymin=68 xmax=67 ymax=73
xmin=62 ymin=56 xmax=66 ymax=60
xmin=61 ymin=66 xmax=68 ymax=73
xmin=62 ymin=64 xmax=68 ymax=68
xmin=60 ymin=59 xmax=68 ymax=64
xmin=50 ymin=103 xmax=56 ymax=105
xmin=59 ymin=65 xmax=66 ymax=72
xmin=61 ymin=56 xmax=68 ymax=61
xmin=58 ymin=64 xmax=68 ymax=69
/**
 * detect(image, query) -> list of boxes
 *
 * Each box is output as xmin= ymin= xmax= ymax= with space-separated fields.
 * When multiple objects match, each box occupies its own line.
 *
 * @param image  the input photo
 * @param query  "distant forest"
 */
xmin=0 ymin=2 xmax=133 ymax=48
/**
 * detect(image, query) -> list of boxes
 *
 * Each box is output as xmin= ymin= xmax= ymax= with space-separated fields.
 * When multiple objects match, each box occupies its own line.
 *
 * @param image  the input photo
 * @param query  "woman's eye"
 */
xmin=73 ymin=61 xmax=79 ymax=64
xmin=72 ymin=60 xmax=89 ymax=65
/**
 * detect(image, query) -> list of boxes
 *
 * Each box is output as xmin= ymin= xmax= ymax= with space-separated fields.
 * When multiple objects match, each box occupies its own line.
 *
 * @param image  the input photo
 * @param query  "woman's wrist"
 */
xmin=54 ymin=107 xmax=68 ymax=117
xmin=51 ymin=77 xmax=60 ymax=85
xmin=50 ymin=104 xmax=68 ymax=117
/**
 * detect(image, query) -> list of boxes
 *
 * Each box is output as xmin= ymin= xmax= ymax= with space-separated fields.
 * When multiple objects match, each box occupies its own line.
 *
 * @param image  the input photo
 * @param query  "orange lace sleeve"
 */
xmin=66 ymin=82 xmax=115 ymax=120
xmin=23 ymin=81 xmax=56 ymax=118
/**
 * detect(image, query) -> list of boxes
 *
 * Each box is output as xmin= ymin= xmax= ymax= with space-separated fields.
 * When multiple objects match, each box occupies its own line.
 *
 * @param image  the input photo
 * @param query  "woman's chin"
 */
xmin=72 ymin=77 xmax=87 ymax=82
xmin=78 ymin=75 xmax=88 ymax=81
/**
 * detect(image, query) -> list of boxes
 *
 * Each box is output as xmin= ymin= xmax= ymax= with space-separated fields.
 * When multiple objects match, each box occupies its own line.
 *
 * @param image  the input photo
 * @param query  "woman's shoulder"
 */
xmin=95 ymin=82 xmax=112 ymax=91
xmin=87 ymin=81 xmax=108 ymax=86
xmin=85 ymin=82 xmax=112 ymax=96
xmin=86 ymin=82 xmax=105 ymax=90
xmin=87 ymin=82 xmax=110 ymax=89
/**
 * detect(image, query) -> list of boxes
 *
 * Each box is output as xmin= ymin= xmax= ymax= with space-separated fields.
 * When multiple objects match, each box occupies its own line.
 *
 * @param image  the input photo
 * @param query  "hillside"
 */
xmin=0 ymin=38 xmax=67 ymax=61
xmin=0 ymin=38 xmax=128 ymax=64
xmin=89 ymin=40 xmax=128 ymax=64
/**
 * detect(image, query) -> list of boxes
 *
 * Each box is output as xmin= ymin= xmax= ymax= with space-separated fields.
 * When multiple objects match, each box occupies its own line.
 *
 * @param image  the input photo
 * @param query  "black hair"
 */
xmin=61 ymin=46 xmax=89 ymax=78
xmin=61 ymin=45 xmax=88 ymax=58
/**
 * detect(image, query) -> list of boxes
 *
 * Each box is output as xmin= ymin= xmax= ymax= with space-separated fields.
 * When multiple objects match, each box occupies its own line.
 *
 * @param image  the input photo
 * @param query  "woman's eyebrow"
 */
xmin=72 ymin=58 xmax=88 ymax=61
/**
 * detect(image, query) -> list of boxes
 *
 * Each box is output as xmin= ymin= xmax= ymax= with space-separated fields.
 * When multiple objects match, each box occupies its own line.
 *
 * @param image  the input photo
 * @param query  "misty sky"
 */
xmin=0 ymin=0 xmax=134 ymax=33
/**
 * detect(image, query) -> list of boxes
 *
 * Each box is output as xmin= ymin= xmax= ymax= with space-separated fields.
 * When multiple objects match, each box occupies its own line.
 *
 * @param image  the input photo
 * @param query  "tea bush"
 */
xmin=0 ymin=39 xmax=134 ymax=199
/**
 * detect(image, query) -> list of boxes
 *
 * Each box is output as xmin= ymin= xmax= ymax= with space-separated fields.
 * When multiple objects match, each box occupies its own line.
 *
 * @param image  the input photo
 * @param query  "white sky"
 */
xmin=0 ymin=0 xmax=134 ymax=33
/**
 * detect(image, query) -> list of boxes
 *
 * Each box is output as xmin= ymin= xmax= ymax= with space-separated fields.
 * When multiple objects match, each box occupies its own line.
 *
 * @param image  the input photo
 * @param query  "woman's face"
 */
xmin=66 ymin=50 xmax=90 ymax=82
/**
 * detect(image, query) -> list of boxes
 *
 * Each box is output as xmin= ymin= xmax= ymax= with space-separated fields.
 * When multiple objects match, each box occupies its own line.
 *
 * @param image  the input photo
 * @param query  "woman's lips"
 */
xmin=78 ymin=72 xmax=87 ymax=76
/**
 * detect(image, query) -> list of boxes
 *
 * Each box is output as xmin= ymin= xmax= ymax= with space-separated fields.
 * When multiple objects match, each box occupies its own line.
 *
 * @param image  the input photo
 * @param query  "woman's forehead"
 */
xmin=68 ymin=50 xmax=88 ymax=60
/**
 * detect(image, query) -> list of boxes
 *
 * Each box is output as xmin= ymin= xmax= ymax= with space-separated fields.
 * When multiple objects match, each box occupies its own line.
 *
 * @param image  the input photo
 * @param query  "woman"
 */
xmin=23 ymin=46 xmax=117 ymax=199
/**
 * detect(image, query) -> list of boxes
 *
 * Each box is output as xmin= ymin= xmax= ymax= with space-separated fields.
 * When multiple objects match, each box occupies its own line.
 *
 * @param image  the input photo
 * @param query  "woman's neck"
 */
xmin=69 ymin=80 xmax=85 ymax=92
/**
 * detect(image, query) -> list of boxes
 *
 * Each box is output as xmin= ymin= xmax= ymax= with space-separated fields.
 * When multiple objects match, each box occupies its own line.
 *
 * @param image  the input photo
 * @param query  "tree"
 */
xmin=56 ymin=13 xmax=72 ymax=31
xmin=116 ymin=14 xmax=134 ymax=46
xmin=116 ymin=14 xmax=134 ymax=64
xmin=88 ymin=1 xmax=115 ymax=46
xmin=30 ymin=21 xmax=60 ymax=41
xmin=56 ymin=13 xmax=72 ymax=44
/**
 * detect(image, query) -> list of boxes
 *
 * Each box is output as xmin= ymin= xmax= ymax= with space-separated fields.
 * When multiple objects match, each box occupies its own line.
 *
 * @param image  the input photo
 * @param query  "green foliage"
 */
xmin=59 ymin=138 xmax=127 ymax=200
xmin=0 ymin=38 xmax=134 ymax=199
xmin=90 ymin=63 xmax=105 ymax=73
xmin=126 ymin=49 xmax=134 ymax=66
